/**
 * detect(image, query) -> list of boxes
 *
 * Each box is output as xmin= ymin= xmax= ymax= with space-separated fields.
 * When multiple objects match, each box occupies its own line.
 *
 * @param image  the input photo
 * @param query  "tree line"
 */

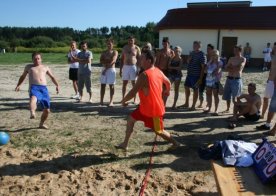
xmin=0 ymin=22 xmax=158 ymax=52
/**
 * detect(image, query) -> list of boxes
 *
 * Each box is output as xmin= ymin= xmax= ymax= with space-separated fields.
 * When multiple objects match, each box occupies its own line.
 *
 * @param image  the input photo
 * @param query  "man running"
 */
xmin=15 ymin=52 xmax=59 ymax=129
xmin=116 ymin=50 xmax=179 ymax=150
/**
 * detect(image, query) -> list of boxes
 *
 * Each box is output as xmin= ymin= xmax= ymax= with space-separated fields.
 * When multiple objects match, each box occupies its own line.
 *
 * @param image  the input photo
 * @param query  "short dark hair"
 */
xmin=207 ymin=44 xmax=214 ymax=50
xmin=194 ymin=41 xmax=201 ymax=45
xmin=80 ymin=41 xmax=87 ymax=46
xmin=234 ymin=45 xmax=243 ymax=52
xmin=106 ymin=38 xmax=114 ymax=43
xmin=248 ymin=83 xmax=256 ymax=90
xmin=32 ymin=52 xmax=41 ymax=59
xmin=128 ymin=35 xmax=135 ymax=39
xmin=142 ymin=49 xmax=155 ymax=64
xmin=162 ymin=37 xmax=169 ymax=43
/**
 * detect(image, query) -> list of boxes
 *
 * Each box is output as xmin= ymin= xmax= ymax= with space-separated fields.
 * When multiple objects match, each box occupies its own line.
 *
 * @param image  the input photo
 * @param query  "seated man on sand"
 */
xmin=228 ymin=83 xmax=262 ymax=128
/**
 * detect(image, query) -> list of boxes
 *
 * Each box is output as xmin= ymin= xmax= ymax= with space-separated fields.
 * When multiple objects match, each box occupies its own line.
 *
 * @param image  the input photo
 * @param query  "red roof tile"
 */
xmin=156 ymin=6 xmax=276 ymax=30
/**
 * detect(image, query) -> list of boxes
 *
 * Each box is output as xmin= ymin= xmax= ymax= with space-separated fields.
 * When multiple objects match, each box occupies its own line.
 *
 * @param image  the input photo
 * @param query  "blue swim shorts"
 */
xmin=184 ymin=75 xmax=200 ymax=89
xmin=30 ymin=84 xmax=50 ymax=109
xmin=222 ymin=77 xmax=242 ymax=101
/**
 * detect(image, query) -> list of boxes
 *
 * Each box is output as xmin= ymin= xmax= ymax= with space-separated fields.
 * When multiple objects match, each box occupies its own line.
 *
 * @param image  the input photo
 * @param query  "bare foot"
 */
xmin=30 ymin=113 xmax=36 ymax=119
xmin=115 ymin=144 xmax=128 ymax=151
xmin=177 ymin=104 xmax=189 ymax=109
xmin=39 ymin=124 xmax=48 ymax=129
xmin=222 ymin=109 xmax=230 ymax=114
xmin=88 ymin=99 xmax=93 ymax=104
xmin=108 ymin=102 xmax=114 ymax=107
xmin=197 ymin=104 xmax=203 ymax=108
xmin=189 ymin=107 xmax=196 ymax=111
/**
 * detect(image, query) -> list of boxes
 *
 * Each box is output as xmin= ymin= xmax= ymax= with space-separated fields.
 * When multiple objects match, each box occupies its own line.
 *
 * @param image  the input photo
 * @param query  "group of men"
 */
xmin=14 ymin=36 xmax=276 ymax=151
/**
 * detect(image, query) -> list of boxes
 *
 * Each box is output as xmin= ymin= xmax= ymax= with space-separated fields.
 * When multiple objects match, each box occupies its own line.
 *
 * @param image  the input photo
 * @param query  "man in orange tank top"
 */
xmin=116 ymin=50 xmax=180 ymax=150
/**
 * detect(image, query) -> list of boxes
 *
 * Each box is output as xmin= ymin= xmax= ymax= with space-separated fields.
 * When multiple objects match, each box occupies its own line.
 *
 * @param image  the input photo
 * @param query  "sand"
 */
xmin=0 ymin=63 xmax=275 ymax=196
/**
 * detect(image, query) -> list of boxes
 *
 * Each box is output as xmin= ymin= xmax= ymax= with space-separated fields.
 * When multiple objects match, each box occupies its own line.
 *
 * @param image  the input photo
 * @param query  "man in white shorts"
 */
xmin=120 ymin=36 xmax=141 ymax=103
xmin=257 ymin=44 xmax=276 ymax=131
xmin=100 ymin=38 xmax=118 ymax=106
xmin=262 ymin=42 xmax=272 ymax=71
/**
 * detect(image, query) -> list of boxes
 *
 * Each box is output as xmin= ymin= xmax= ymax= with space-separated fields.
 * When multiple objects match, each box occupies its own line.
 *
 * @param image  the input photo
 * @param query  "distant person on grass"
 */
xmin=116 ymin=50 xmax=179 ymax=151
xmin=263 ymin=42 xmax=272 ymax=71
xmin=100 ymin=38 xmax=118 ymax=106
xmin=243 ymin=42 xmax=251 ymax=66
xmin=15 ymin=52 xmax=59 ymax=129
xmin=222 ymin=45 xmax=246 ymax=113
xmin=71 ymin=41 xmax=93 ymax=103
xmin=228 ymin=83 xmax=261 ymax=129
xmin=120 ymin=36 xmax=141 ymax=104
xmin=67 ymin=41 xmax=80 ymax=99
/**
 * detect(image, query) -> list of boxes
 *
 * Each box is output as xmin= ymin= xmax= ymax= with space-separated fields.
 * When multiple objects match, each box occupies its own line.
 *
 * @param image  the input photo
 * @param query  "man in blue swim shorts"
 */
xmin=15 ymin=52 xmax=60 ymax=129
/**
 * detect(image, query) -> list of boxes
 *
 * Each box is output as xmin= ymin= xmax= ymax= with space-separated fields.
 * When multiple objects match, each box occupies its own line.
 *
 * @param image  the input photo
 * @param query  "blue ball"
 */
xmin=0 ymin=132 xmax=10 ymax=146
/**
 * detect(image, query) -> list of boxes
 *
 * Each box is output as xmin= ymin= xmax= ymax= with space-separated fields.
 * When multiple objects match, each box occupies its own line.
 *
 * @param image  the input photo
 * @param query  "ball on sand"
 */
xmin=0 ymin=132 xmax=10 ymax=146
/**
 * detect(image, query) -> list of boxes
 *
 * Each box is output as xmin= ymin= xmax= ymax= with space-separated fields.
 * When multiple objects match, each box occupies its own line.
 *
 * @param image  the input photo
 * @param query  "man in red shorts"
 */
xmin=116 ymin=50 xmax=180 ymax=150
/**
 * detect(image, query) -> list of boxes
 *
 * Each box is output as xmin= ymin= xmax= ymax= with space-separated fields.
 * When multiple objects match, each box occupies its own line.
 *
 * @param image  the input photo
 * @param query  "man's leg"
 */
xmin=172 ymin=80 xmax=180 ymax=109
xmin=109 ymin=84 xmax=115 ymax=106
xmin=73 ymin=80 xmax=78 ymax=95
xmin=30 ymin=96 xmax=37 ymax=119
xmin=39 ymin=109 xmax=50 ymax=129
xmin=100 ymin=84 xmax=106 ymax=105
xmin=257 ymin=112 xmax=275 ymax=130
xmin=122 ymin=80 xmax=128 ymax=100
xmin=261 ymin=97 xmax=269 ymax=118
xmin=131 ymin=80 xmax=136 ymax=103
xmin=191 ymin=88 xmax=199 ymax=110
xmin=78 ymin=75 xmax=84 ymax=102
xmin=205 ymin=87 xmax=212 ymax=112
xmin=116 ymin=116 xmax=136 ymax=150
xmin=158 ymin=130 xmax=180 ymax=147
xmin=183 ymin=86 xmax=190 ymax=107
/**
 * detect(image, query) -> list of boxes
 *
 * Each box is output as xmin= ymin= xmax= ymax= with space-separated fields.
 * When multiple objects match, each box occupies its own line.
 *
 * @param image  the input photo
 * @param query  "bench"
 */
xmin=211 ymin=160 xmax=276 ymax=196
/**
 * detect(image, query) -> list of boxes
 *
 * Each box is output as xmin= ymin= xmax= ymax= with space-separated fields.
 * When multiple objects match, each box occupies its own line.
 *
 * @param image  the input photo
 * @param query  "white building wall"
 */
xmin=159 ymin=29 xmax=276 ymax=58
xmin=219 ymin=30 xmax=276 ymax=58
xmin=159 ymin=29 xmax=217 ymax=55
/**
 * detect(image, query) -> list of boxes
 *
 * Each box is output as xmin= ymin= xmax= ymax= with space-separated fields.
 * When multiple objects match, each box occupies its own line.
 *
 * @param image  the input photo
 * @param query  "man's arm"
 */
xmin=122 ymin=73 xmax=146 ymax=104
xmin=162 ymin=72 xmax=171 ymax=96
xmin=120 ymin=48 xmax=125 ymax=77
xmin=15 ymin=68 xmax=28 ymax=91
xmin=46 ymin=67 xmax=60 ymax=94
xmin=136 ymin=46 xmax=141 ymax=67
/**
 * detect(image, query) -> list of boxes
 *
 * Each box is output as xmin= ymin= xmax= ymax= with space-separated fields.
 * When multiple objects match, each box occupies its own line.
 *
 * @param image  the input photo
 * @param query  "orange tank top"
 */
xmin=139 ymin=67 xmax=165 ymax=117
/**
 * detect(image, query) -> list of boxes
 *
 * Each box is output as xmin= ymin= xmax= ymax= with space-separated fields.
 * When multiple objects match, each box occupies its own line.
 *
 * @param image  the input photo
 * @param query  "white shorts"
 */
xmin=263 ymin=80 xmax=275 ymax=98
xmin=264 ymin=56 xmax=272 ymax=62
xmin=122 ymin=65 xmax=137 ymax=81
xmin=100 ymin=68 xmax=116 ymax=84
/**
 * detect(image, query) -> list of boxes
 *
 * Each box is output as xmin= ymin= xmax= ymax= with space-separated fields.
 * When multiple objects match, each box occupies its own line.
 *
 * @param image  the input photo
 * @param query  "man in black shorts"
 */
xmin=67 ymin=41 xmax=80 ymax=99
xmin=228 ymin=83 xmax=262 ymax=128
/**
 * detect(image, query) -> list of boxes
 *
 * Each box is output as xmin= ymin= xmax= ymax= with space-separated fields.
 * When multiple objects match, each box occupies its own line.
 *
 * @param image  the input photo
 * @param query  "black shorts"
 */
xmin=243 ymin=113 xmax=260 ymax=122
xmin=69 ymin=68 xmax=78 ymax=81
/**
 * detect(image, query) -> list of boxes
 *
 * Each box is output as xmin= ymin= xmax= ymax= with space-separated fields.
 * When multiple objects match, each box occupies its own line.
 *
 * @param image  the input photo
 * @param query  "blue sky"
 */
xmin=0 ymin=0 xmax=275 ymax=30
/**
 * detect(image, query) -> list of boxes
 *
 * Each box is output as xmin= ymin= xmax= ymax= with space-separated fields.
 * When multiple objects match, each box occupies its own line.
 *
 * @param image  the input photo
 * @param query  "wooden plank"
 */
xmin=212 ymin=161 xmax=276 ymax=196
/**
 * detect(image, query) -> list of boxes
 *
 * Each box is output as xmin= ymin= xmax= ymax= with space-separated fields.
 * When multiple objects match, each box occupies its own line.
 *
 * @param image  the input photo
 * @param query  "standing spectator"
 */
xmin=198 ymin=44 xmax=214 ymax=108
xmin=243 ymin=42 xmax=252 ymax=66
xmin=120 ymin=36 xmax=141 ymax=103
xmin=263 ymin=42 xmax=272 ymax=71
xmin=155 ymin=37 xmax=175 ymax=105
xmin=168 ymin=46 xmax=183 ymax=109
xmin=67 ymin=41 xmax=80 ymax=99
xmin=178 ymin=41 xmax=206 ymax=110
xmin=257 ymin=44 xmax=276 ymax=131
xmin=204 ymin=49 xmax=223 ymax=115
xmin=100 ymin=38 xmax=118 ymax=106
xmin=71 ymin=41 xmax=93 ymax=103
xmin=222 ymin=45 xmax=246 ymax=112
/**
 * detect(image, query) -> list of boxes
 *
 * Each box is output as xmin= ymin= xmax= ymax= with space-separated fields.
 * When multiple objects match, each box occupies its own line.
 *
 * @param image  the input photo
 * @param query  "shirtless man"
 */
xmin=100 ymin=38 xmax=118 ymax=106
xmin=15 ymin=52 xmax=59 ymax=129
xmin=120 ymin=36 xmax=141 ymax=103
xmin=116 ymin=50 xmax=179 ymax=150
xmin=222 ymin=45 xmax=246 ymax=112
xmin=228 ymin=83 xmax=261 ymax=128
xmin=257 ymin=44 xmax=276 ymax=131
xmin=155 ymin=37 xmax=175 ymax=105
xmin=243 ymin=42 xmax=251 ymax=66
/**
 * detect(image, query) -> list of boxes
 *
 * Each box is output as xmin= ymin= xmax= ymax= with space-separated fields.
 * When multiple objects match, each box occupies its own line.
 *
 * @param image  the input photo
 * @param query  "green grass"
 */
xmin=0 ymin=53 xmax=100 ymax=65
